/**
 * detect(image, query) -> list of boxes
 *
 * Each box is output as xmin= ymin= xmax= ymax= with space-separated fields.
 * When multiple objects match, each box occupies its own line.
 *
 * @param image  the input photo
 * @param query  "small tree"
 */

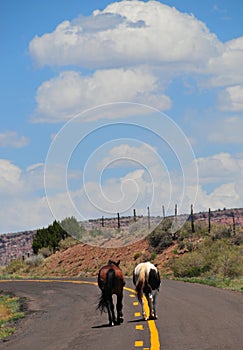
xmin=32 ymin=220 xmax=69 ymax=254
xmin=60 ymin=216 xmax=83 ymax=239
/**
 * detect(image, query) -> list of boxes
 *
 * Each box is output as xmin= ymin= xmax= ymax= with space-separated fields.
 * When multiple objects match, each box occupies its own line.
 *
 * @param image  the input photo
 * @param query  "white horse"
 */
xmin=133 ymin=261 xmax=161 ymax=320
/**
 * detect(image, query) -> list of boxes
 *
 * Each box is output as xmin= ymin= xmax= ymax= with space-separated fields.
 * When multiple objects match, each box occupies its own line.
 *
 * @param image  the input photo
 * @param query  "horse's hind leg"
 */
xmin=146 ymin=293 xmax=154 ymax=320
xmin=107 ymin=296 xmax=116 ymax=326
xmin=152 ymin=290 xmax=158 ymax=319
xmin=116 ymin=293 xmax=124 ymax=324
xmin=141 ymin=298 xmax=147 ymax=320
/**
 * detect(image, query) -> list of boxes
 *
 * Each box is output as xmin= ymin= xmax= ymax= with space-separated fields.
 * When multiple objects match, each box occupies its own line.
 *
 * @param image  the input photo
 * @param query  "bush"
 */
xmin=168 ymin=252 xmax=209 ymax=278
xmin=5 ymin=259 xmax=26 ymax=274
xmin=26 ymin=254 xmax=44 ymax=267
xmin=168 ymin=238 xmax=243 ymax=279
xmin=148 ymin=230 xmax=173 ymax=253
xmin=147 ymin=218 xmax=175 ymax=253
xmin=38 ymin=247 xmax=52 ymax=258
xmin=58 ymin=237 xmax=79 ymax=250
xmin=133 ymin=252 xmax=141 ymax=260
xmin=150 ymin=252 xmax=157 ymax=261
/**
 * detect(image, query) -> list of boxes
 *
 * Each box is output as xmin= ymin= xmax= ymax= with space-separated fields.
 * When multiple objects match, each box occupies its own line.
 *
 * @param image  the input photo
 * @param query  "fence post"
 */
xmin=117 ymin=213 xmax=120 ymax=229
xmin=232 ymin=211 xmax=236 ymax=236
xmin=208 ymin=208 xmax=211 ymax=234
xmin=133 ymin=209 xmax=137 ymax=222
xmin=162 ymin=205 xmax=165 ymax=218
xmin=147 ymin=206 xmax=150 ymax=230
xmin=191 ymin=204 xmax=195 ymax=233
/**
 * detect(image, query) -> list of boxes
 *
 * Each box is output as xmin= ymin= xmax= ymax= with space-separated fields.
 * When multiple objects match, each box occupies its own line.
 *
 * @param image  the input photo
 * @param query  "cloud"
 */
xmin=29 ymin=1 xmax=221 ymax=70
xmin=1 ymin=150 xmax=243 ymax=233
xmin=0 ymin=158 xmax=84 ymax=233
xmin=0 ymin=159 xmax=23 ymax=194
xmin=0 ymin=131 xmax=29 ymax=148
xmin=208 ymin=116 xmax=243 ymax=143
xmin=97 ymin=143 xmax=160 ymax=169
xmin=28 ymin=0 xmax=243 ymax=126
xmin=206 ymin=37 xmax=243 ymax=87
xmin=0 ymin=196 xmax=53 ymax=233
xmin=32 ymin=68 xmax=171 ymax=122
xmin=196 ymin=152 xmax=243 ymax=185
xmin=28 ymin=1 xmax=243 ymax=124
xmin=218 ymin=85 xmax=243 ymax=111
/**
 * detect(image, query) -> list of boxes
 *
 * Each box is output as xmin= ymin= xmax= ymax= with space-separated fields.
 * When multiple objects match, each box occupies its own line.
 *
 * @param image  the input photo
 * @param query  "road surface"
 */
xmin=0 ymin=279 xmax=242 ymax=350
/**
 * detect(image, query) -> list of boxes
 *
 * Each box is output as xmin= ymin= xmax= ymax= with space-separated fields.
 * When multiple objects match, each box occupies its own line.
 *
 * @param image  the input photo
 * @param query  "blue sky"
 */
xmin=1 ymin=0 xmax=243 ymax=234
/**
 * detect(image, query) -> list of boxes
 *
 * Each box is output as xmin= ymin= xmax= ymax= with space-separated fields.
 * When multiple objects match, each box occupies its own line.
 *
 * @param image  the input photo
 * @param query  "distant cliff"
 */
xmin=0 ymin=231 xmax=35 ymax=266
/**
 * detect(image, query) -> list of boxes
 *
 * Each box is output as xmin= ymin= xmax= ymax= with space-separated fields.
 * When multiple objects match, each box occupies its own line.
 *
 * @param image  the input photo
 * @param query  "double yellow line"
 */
xmin=0 ymin=279 xmax=160 ymax=349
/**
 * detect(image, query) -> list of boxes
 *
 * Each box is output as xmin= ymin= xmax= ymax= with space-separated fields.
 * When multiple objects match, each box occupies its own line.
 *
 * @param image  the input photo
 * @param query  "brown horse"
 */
xmin=97 ymin=260 xmax=125 ymax=326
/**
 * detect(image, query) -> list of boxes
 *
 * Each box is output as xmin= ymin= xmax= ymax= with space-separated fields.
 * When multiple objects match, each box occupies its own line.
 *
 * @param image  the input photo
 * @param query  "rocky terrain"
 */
xmin=0 ymin=207 xmax=242 ymax=267
xmin=0 ymin=231 xmax=35 ymax=266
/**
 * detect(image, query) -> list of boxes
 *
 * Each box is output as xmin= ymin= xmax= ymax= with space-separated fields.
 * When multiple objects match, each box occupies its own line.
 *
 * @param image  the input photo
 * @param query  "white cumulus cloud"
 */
xmin=218 ymin=85 xmax=243 ymax=112
xmin=29 ymin=1 xmax=221 ymax=70
xmin=32 ymin=68 xmax=171 ymax=122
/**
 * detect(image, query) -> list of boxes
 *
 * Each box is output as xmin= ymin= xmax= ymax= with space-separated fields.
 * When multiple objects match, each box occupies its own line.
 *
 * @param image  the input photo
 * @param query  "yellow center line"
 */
xmin=128 ymin=286 xmax=160 ymax=350
xmin=0 ymin=279 xmax=160 ymax=349
xmin=143 ymin=296 xmax=160 ymax=350
xmin=135 ymin=340 xmax=144 ymax=347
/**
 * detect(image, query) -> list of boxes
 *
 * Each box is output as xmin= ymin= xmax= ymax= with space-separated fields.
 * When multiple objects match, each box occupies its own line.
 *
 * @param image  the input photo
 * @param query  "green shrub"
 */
xmin=168 ymin=252 xmax=209 ymax=278
xmin=150 ymin=252 xmax=157 ymax=261
xmin=38 ymin=247 xmax=52 ymax=258
xmin=58 ymin=237 xmax=79 ymax=250
xmin=133 ymin=252 xmax=141 ymax=260
xmin=5 ymin=259 xmax=26 ymax=274
xmin=148 ymin=221 xmax=173 ymax=253
xmin=168 ymin=237 xmax=243 ymax=279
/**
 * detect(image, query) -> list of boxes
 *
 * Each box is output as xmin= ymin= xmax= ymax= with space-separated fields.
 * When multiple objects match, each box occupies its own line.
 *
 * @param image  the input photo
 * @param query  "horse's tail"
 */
xmin=135 ymin=267 xmax=146 ymax=303
xmin=97 ymin=268 xmax=115 ymax=313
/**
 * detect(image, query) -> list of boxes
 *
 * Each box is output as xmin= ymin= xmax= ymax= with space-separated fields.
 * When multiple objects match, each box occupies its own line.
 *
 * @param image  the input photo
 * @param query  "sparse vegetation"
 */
xmin=133 ymin=252 xmax=141 ymax=260
xmin=26 ymin=254 xmax=44 ymax=267
xmin=147 ymin=218 xmax=174 ymax=253
xmin=0 ymin=293 xmax=25 ymax=339
xmin=5 ymin=259 xmax=26 ymax=275
xmin=167 ymin=224 xmax=243 ymax=285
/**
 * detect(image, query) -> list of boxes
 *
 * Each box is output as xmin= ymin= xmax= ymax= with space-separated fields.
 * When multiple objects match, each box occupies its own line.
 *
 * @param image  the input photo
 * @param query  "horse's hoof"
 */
xmin=109 ymin=321 xmax=115 ymax=327
xmin=148 ymin=314 xmax=158 ymax=320
xmin=115 ymin=317 xmax=123 ymax=325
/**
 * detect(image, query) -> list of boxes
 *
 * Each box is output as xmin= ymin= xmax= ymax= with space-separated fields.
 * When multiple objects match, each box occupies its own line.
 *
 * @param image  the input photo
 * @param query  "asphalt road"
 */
xmin=0 ymin=279 xmax=243 ymax=350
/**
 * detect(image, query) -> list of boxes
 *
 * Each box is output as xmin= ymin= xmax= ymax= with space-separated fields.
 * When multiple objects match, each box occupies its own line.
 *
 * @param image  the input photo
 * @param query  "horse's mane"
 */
xmin=108 ymin=259 xmax=120 ymax=267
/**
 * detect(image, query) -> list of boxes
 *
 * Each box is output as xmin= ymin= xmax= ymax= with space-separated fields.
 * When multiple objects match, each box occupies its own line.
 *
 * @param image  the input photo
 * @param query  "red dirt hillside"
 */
xmin=34 ymin=239 xmax=177 ymax=278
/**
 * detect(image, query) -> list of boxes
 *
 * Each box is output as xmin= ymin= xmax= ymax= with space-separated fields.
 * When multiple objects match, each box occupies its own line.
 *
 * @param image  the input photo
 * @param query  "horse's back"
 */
xmin=134 ymin=261 xmax=160 ymax=290
xmin=98 ymin=263 xmax=125 ymax=293
xmin=134 ymin=261 xmax=156 ymax=277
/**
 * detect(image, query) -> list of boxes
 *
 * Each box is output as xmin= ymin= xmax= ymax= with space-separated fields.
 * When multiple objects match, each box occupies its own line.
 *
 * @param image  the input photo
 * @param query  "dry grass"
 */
xmin=0 ymin=294 xmax=25 ymax=339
